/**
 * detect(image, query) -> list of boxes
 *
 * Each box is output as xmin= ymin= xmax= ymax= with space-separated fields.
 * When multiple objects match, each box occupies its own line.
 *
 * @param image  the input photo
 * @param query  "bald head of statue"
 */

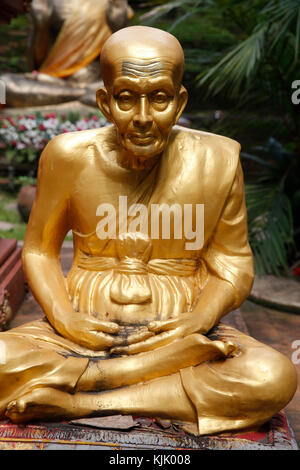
xmin=97 ymin=26 xmax=188 ymax=166
xmin=100 ymin=26 xmax=185 ymax=91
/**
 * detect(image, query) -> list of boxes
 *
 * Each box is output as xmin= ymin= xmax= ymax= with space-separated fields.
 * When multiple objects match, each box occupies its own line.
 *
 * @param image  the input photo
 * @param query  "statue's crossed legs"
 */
xmin=0 ymin=323 xmax=297 ymax=435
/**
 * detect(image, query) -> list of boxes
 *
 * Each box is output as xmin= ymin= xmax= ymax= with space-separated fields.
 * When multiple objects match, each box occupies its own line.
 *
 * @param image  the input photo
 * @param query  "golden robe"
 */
xmin=39 ymin=0 xmax=134 ymax=78
xmin=0 ymin=126 xmax=296 ymax=434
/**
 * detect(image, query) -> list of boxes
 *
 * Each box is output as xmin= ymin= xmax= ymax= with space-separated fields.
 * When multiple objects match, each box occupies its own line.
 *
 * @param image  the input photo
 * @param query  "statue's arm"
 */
xmin=182 ymin=157 xmax=254 ymax=332
xmin=22 ymin=138 xmax=72 ymax=327
xmin=22 ymin=138 xmax=121 ymax=350
xmin=199 ymin=158 xmax=254 ymax=321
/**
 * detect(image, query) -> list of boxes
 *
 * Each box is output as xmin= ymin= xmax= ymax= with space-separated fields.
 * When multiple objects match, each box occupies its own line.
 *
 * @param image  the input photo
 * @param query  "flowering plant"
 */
xmin=0 ymin=112 xmax=109 ymax=168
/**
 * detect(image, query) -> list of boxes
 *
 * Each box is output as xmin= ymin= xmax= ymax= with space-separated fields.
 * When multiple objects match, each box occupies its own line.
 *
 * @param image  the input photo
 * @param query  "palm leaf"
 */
xmin=266 ymin=1 xmax=300 ymax=61
xmin=197 ymin=26 xmax=267 ymax=98
xmin=140 ymin=1 xmax=183 ymax=23
xmin=197 ymin=0 xmax=300 ymax=98
xmin=140 ymin=0 xmax=214 ymax=25
xmin=246 ymin=184 xmax=294 ymax=275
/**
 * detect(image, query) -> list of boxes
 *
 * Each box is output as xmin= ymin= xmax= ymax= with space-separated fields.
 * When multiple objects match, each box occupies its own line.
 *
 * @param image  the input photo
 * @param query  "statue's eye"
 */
xmin=116 ymin=92 xmax=135 ymax=110
xmin=152 ymin=92 xmax=168 ymax=104
xmin=151 ymin=91 xmax=170 ymax=110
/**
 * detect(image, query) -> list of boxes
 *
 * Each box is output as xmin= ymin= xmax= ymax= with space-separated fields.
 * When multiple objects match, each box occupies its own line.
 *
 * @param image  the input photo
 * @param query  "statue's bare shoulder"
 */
xmin=39 ymin=126 xmax=112 ymax=173
xmin=172 ymin=125 xmax=241 ymax=178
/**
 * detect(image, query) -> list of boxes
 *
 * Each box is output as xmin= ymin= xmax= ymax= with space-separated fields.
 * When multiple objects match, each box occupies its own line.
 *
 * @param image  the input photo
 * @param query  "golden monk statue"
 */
xmin=2 ymin=0 xmax=134 ymax=107
xmin=0 ymin=26 xmax=297 ymax=436
xmin=29 ymin=0 xmax=134 ymax=82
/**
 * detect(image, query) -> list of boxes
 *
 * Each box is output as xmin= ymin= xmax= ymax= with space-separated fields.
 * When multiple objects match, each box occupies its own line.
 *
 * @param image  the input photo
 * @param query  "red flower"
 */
xmin=39 ymin=124 xmax=46 ymax=131
xmin=91 ymin=115 xmax=98 ymax=121
xmin=19 ymin=125 xmax=26 ymax=131
xmin=293 ymin=267 xmax=300 ymax=276
xmin=17 ymin=115 xmax=23 ymax=120
xmin=7 ymin=118 xmax=16 ymax=126
xmin=28 ymin=115 xmax=35 ymax=120
xmin=11 ymin=140 xmax=17 ymax=146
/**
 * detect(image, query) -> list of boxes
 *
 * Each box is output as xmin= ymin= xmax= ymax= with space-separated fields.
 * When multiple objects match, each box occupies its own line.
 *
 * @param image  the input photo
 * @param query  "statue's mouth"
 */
xmin=129 ymin=134 xmax=155 ymax=146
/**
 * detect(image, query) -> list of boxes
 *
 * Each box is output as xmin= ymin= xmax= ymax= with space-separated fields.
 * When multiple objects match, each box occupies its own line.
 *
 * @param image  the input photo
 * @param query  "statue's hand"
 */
xmin=110 ymin=312 xmax=210 ymax=355
xmin=61 ymin=314 xmax=124 ymax=351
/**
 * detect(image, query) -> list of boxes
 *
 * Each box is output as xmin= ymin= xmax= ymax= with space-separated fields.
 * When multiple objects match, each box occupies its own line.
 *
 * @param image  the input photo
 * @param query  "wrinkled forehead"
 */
xmin=101 ymin=43 xmax=184 ymax=90
xmin=116 ymin=57 xmax=175 ymax=78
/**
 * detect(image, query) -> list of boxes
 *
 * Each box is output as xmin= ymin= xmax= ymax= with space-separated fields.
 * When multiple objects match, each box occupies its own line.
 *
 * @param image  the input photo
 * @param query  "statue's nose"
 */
xmin=133 ymin=95 xmax=152 ymax=128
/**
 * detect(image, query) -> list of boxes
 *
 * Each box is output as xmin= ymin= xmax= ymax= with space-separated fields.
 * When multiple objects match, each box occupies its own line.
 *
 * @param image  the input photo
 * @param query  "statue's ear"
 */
xmin=96 ymin=87 xmax=113 ymax=122
xmin=174 ymin=85 xmax=188 ymax=124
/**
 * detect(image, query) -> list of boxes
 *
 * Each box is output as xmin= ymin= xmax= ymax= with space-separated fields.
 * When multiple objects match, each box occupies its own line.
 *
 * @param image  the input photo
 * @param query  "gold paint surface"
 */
xmin=0 ymin=26 xmax=297 ymax=435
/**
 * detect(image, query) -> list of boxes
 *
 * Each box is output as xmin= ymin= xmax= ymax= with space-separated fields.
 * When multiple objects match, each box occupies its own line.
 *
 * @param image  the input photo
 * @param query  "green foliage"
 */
xmin=0 ymin=14 xmax=29 ymax=73
xmin=0 ymin=190 xmax=27 ymax=241
xmin=246 ymin=183 xmax=293 ymax=275
xmin=242 ymin=138 xmax=299 ymax=275
xmin=17 ymin=175 xmax=37 ymax=186
xmin=197 ymin=0 xmax=300 ymax=135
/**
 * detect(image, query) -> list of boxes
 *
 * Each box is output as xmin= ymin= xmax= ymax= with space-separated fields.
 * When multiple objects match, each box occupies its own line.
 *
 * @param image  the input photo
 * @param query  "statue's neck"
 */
xmin=117 ymin=150 xmax=161 ymax=171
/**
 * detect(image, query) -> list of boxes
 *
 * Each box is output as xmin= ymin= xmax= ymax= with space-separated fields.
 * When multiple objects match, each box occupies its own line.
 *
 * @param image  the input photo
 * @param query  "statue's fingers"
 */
xmin=126 ymin=330 xmax=155 ymax=345
xmin=148 ymin=318 xmax=180 ymax=332
xmin=89 ymin=330 xmax=123 ymax=349
xmin=90 ymin=319 xmax=120 ymax=334
xmin=111 ymin=330 xmax=178 ymax=355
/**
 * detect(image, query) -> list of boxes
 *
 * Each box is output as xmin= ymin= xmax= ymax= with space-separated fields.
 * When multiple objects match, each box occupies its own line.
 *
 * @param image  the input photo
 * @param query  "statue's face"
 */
xmin=97 ymin=58 xmax=187 ymax=162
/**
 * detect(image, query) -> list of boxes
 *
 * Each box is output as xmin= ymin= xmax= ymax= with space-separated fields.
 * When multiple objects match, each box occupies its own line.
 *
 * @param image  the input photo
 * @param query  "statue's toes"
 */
xmin=5 ymin=389 xmax=47 ymax=423
xmin=5 ymin=388 xmax=78 ymax=423
xmin=5 ymin=398 xmax=28 ymax=422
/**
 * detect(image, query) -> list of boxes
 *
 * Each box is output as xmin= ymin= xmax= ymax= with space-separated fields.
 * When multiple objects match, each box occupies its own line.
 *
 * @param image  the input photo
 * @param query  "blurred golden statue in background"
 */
xmin=2 ymin=0 xmax=134 ymax=107
xmin=0 ymin=26 xmax=297 ymax=436
xmin=29 ymin=0 xmax=134 ymax=82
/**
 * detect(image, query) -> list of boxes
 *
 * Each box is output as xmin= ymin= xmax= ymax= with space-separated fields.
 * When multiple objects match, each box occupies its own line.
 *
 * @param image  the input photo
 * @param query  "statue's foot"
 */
xmin=5 ymin=387 xmax=82 ymax=423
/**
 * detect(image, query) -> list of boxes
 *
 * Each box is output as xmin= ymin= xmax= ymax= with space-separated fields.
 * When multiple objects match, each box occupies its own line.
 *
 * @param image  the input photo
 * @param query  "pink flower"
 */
xmin=17 ymin=115 xmax=23 ymax=120
xmin=39 ymin=124 xmax=46 ymax=131
xmin=3 ymin=124 xmax=7 ymax=129
xmin=28 ymin=115 xmax=35 ymax=120
xmin=91 ymin=115 xmax=98 ymax=121
xmin=77 ymin=127 xmax=82 ymax=131
xmin=19 ymin=125 xmax=26 ymax=131
xmin=62 ymin=129 xmax=67 ymax=133
xmin=84 ymin=117 xmax=89 ymax=122
xmin=45 ymin=113 xmax=56 ymax=119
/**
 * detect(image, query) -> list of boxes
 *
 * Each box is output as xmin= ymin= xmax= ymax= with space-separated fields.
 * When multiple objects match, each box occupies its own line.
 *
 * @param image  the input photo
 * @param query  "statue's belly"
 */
xmin=67 ymin=266 xmax=198 ymax=325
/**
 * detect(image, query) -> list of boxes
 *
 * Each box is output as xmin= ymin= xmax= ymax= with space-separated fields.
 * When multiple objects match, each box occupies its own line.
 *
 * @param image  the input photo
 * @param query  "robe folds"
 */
xmin=0 ymin=126 xmax=296 ymax=434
